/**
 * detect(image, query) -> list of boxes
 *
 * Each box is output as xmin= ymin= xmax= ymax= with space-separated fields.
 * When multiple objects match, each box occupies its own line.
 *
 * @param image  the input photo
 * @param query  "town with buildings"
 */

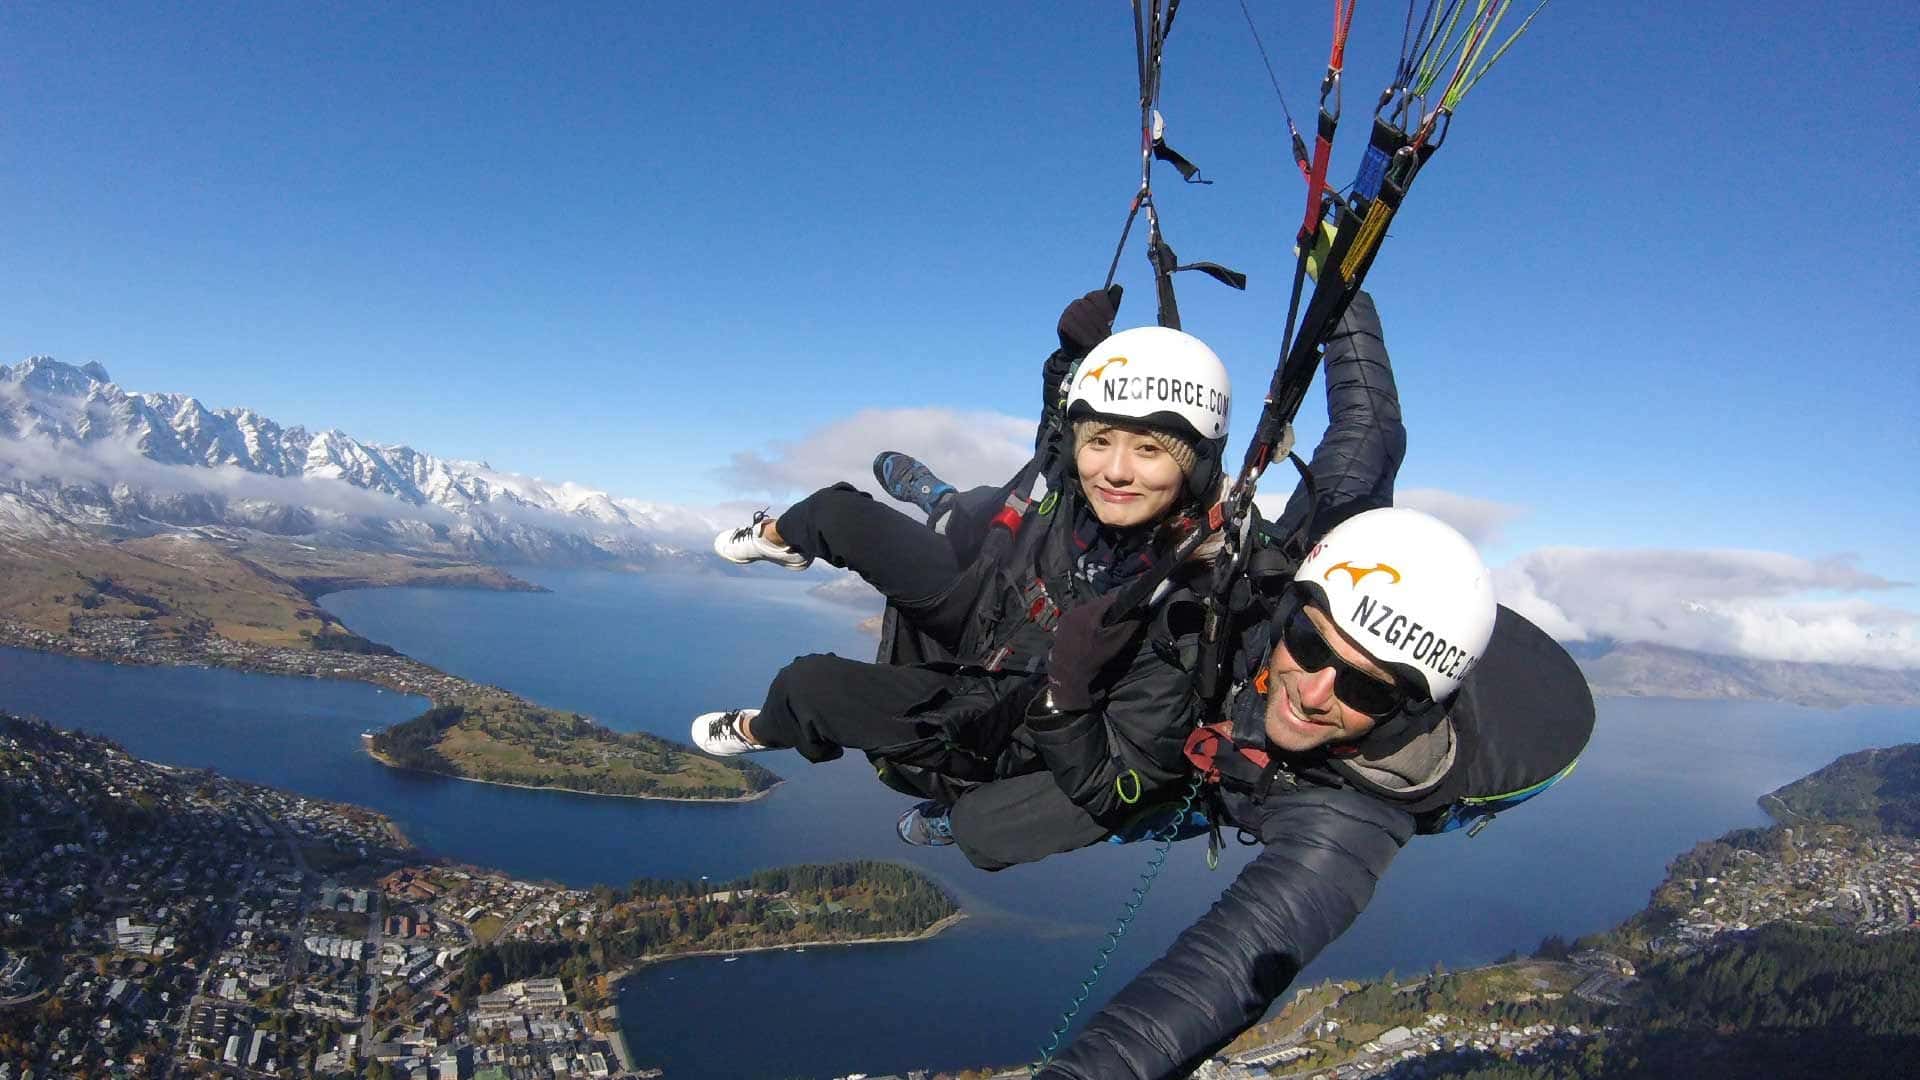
xmin=0 ymin=616 xmax=482 ymax=706
xmin=1642 ymin=825 xmax=1920 ymax=951
xmin=4 ymin=689 xmax=1914 ymax=1080
xmin=0 ymin=712 xmax=652 ymax=1078
xmin=1 ymin=712 xmax=965 ymax=1080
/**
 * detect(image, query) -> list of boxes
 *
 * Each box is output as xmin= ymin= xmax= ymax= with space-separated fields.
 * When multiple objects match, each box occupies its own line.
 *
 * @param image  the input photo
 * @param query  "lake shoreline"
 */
xmin=613 ymin=910 xmax=968 ymax=978
xmin=0 ymin=617 xmax=484 ymax=705
xmin=603 ymin=912 xmax=967 ymax=1074
xmin=362 ymin=744 xmax=781 ymax=804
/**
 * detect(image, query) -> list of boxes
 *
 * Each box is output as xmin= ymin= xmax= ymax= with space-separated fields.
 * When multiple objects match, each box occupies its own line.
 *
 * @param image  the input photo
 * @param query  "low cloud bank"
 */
xmin=1498 ymin=547 xmax=1918 ymax=670
xmin=1243 ymin=484 xmax=1917 ymax=670
xmin=719 ymin=407 xmax=1035 ymax=507
xmin=1394 ymin=488 xmax=1527 ymax=547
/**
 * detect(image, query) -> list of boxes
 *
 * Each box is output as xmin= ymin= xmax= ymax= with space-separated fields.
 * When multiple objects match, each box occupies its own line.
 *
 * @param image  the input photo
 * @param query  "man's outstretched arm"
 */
xmin=1034 ymin=786 xmax=1415 ymax=1080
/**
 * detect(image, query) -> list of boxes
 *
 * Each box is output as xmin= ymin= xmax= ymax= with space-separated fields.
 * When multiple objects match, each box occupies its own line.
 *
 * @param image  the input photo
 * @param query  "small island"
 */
xmin=367 ymin=698 xmax=780 ymax=801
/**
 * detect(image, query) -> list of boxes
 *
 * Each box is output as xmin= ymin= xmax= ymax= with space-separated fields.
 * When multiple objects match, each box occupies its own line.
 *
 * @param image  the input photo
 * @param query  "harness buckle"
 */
xmin=1022 ymin=578 xmax=1060 ymax=630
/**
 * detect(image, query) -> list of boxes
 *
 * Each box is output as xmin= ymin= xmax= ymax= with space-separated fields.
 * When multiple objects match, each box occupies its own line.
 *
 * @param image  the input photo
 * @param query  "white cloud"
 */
xmin=718 ymin=407 xmax=1035 ymax=505
xmin=609 ymin=498 xmax=739 ymax=548
xmin=1244 ymin=486 xmax=1526 ymax=549
xmin=1393 ymin=488 xmax=1527 ymax=547
xmin=1496 ymin=547 xmax=1920 ymax=669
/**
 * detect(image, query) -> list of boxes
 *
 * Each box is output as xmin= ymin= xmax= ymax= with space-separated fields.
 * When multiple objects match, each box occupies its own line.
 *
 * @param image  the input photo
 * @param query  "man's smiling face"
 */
xmin=1263 ymin=601 xmax=1405 ymax=753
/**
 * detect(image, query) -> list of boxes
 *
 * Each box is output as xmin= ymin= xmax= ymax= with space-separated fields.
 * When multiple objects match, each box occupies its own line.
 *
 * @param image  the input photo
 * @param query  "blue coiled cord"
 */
xmin=1031 ymin=773 xmax=1205 ymax=1072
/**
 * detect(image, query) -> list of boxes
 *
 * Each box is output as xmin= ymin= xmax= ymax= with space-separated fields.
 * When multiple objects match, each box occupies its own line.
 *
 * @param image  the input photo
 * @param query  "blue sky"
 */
xmin=5 ymin=3 xmax=1918 ymax=655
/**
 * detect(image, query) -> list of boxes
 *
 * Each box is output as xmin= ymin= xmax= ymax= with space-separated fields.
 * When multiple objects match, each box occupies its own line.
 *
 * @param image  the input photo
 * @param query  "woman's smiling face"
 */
xmin=1075 ymin=423 xmax=1185 ymax=529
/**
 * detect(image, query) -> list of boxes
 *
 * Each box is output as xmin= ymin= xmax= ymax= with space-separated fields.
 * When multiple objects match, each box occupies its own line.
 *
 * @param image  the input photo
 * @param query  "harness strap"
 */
xmin=1296 ymin=0 xmax=1359 ymax=245
xmin=981 ymin=481 xmax=1069 ymax=670
xmin=991 ymin=457 xmax=1046 ymax=536
xmin=1101 ymin=0 xmax=1245 ymax=326
xmin=1182 ymin=721 xmax=1272 ymax=786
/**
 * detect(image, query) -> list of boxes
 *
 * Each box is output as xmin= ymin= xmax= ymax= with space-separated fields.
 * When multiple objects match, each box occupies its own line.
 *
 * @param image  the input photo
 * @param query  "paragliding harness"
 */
xmin=866 ymin=459 xmax=1220 ymax=806
xmin=871 ymin=455 xmax=1056 ymax=671
xmin=863 ymin=457 xmax=1060 ymax=806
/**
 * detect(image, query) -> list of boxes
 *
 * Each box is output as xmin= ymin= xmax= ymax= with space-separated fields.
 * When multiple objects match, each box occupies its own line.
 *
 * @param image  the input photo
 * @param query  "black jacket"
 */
xmin=1037 ymin=785 xmax=1414 ymax=1079
xmin=878 ymin=293 xmax=1404 ymax=826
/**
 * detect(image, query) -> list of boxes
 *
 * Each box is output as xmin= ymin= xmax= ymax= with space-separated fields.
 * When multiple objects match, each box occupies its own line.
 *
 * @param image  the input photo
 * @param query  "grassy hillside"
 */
xmin=1763 ymin=744 xmax=1920 ymax=837
xmin=0 ymin=533 xmax=532 ymax=649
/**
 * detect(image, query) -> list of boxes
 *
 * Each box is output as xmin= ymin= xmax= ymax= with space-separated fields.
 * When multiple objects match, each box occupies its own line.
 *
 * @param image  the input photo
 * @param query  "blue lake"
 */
xmin=3 ymin=566 xmax=1915 ymax=1078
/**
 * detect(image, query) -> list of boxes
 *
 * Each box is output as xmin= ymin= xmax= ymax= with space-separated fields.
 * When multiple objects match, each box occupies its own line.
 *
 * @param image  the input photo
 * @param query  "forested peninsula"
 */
xmin=368 ymin=699 xmax=780 ymax=801
xmin=1761 ymin=743 xmax=1920 ymax=834
xmin=453 ymin=861 xmax=962 ymax=1006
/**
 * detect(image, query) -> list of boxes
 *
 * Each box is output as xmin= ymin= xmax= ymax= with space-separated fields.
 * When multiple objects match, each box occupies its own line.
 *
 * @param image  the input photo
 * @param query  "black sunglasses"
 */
xmin=1278 ymin=603 xmax=1412 ymax=719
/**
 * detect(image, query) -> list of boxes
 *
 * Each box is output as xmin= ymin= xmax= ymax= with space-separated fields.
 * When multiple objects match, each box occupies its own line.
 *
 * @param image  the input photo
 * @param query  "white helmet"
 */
xmin=1065 ymin=326 xmax=1231 ymax=443
xmin=1294 ymin=507 xmax=1496 ymax=703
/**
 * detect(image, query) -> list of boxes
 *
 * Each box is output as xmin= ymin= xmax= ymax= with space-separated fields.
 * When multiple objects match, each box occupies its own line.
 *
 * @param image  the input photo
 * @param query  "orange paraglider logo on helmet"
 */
xmin=1325 ymin=561 xmax=1401 ymax=587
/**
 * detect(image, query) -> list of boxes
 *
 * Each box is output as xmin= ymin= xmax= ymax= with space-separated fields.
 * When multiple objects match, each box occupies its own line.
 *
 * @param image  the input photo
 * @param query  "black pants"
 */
xmin=750 ymin=653 xmax=958 ymax=764
xmin=751 ymin=653 xmax=1112 ymax=871
xmin=948 ymin=771 xmax=1114 ymax=871
xmin=775 ymin=484 xmax=962 ymax=606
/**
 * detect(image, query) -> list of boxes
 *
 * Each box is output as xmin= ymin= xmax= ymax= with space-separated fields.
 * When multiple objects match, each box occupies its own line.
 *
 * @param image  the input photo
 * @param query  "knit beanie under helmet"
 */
xmin=1073 ymin=419 xmax=1200 ymax=477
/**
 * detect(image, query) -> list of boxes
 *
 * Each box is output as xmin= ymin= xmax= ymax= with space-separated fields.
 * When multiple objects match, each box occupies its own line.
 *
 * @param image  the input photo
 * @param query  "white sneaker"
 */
xmin=713 ymin=509 xmax=813 ymax=570
xmin=692 ymin=709 xmax=767 ymax=756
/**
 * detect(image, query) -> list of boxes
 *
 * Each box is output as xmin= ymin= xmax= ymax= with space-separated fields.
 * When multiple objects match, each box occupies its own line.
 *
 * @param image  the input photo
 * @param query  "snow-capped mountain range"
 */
xmin=0 ymin=356 xmax=730 ymax=566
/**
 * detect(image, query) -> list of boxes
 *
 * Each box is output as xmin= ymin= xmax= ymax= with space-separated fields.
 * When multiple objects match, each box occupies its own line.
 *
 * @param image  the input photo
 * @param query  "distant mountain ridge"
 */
xmin=0 ymin=356 xmax=727 ymax=567
xmin=1573 ymin=639 xmax=1920 ymax=708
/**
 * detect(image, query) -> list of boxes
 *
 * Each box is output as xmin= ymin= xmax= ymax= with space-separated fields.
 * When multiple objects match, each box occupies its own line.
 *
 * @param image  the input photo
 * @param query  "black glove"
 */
xmin=1055 ymin=284 xmax=1125 ymax=360
xmin=1042 ymin=593 xmax=1149 ymax=713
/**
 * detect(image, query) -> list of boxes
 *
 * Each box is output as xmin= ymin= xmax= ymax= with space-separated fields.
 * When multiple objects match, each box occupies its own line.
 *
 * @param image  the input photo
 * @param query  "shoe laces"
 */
xmin=707 ymin=711 xmax=744 ymax=743
xmin=729 ymin=508 xmax=771 ymax=542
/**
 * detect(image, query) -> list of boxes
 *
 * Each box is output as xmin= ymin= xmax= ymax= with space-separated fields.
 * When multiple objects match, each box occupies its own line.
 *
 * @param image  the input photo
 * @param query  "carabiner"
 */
xmin=1319 ymin=69 xmax=1344 ymax=124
